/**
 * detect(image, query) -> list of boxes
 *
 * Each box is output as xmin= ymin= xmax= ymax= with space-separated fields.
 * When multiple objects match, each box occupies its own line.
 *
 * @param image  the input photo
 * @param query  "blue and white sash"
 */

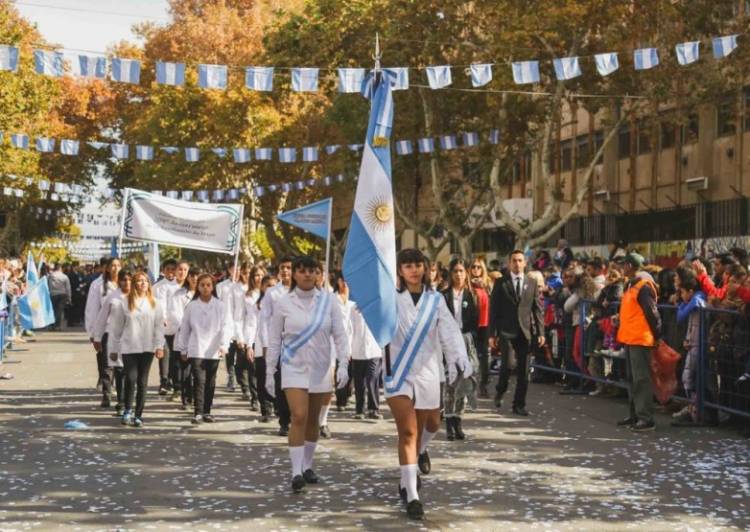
xmin=385 ymin=291 xmax=441 ymax=394
xmin=281 ymin=291 xmax=332 ymax=364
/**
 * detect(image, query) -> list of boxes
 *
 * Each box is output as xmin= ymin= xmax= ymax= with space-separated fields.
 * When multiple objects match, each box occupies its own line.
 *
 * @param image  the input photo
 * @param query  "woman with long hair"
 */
xmin=91 ymin=269 xmax=133 ymax=417
xmin=469 ymin=257 xmax=492 ymax=397
xmin=176 ymin=273 xmax=232 ymax=424
xmin=166 ymin=267 xmax=200 ymax=409
xmin=441 ymin=258 xmax=479 ymax=441
xmin=386 ymin=248 xmax=471 ymax=520
xmin=265 ymin=256 xmax=350 ymax=493
xmin=110 ymin=271 xmax=164 ymax=427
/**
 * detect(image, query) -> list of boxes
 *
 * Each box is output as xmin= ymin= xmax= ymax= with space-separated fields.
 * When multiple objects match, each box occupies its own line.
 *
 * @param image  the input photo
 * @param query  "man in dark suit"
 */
xmin=489 ymin=250 xmax=544 ymax=416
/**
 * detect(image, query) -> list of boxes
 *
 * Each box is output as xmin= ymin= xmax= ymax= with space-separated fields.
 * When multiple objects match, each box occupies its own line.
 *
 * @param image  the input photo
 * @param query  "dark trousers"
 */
xmin=166 ymin=335 xmax=180 ymax=392
xmin=172 ymin=350 xmax=193 ymax=405
xmin=191 ymin=358 xmax=220 ymax=415
xmin=99 ymin=334 xmax=113 ymax=400
xmin=254 ymin=356 xmax=272 ymax=417
xmin=157 ymin=336 xmax=169 ymax=388
xmin=625 ymin=345 xmax=655 ymax=424
xmin=352 ymin=358 xmax=381 ymax=413
xmin=335 ymin=359 xmax=352 ymax=408
xmin=234 ymin=345 xmax=258 ymax=400
xmin=476 ymin=327 xmax=490 ymax=391
xmin=496 ymin=335 xmax=531 ymax=409
xmin=123 ymin=352 xmax=155 ymax=418
xmin=113 ymin=367 xmax=125 ymax=406
xmin=51 ymin=294 xmax=66 ymax=329
xmin=274 ymin=362 xmax=291 ymax=428
xmin=226 ymin=342 xmax=238 ymax=383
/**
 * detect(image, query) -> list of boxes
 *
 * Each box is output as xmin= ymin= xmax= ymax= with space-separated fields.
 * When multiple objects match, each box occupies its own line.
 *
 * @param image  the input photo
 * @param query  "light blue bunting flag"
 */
xmin=160 ymin=146 xmax=178 ymax=154
xmin=512 ymin=61 xmax=540 ymax=84
xmin=281 ymin=183 xmax=291 ymax=193
xmin=463 ymin=131 xmax=479 ymax=147
xmin=255 ymin=147 xmax=272 ymax=160
xmin=323 ymin=176 xmax=332 ymax=186
xmin=553 ymin=56 xmax=582 ymax=80
xmin=77 ymin=55 xmax=106 ymax=78
xmin=634 ymin=48 xmax=659 ymax=70
xmin=425 ymin=65 xmax=452 ymax=89
xmin=11 ymin=134 xmax=29 ymax=149
xmin=302 ymin=146 xmax=318 ymax=162
xmin=245 ymin=66 xmax=274 ymax=91
xmin=291 ymin=68 xmax=319 ymax=92
xmin=34 ymin=50 xmax=64 ymax=77
xmin=181 ymin=190 xmax=193 ymax=201
xmin=338 ymin=68 xmax=366 ymax=93
xmin=439 ymin=135 xmax=457 ymax=150
xmin=111 ymin=144 xmax=129 ymax=159
xmin=279 ymin=147 xmax=297 ymax=163
xmin=136 ymin=145 xmax=154 ymax=160
xmin=676 ymin=41 xmax=700 ymax=65
xmin=212 ymin=190 xmax=224 ymax=201
xmin=211 ymin=148 xmax=227 ymax=158
xmin=196 ymin=190 xmax=209 ymax=202
xmin=88 ymin=141 xmax=108 ymax=150
xmin=713 ymin=35 xmax=738 ymax=59
xmin=254 ymin=186 xmax=265 ymax=197
xmin=111 ymin=58 xmax=140 ymax=84
xmin=417 ymin=137 xmax=435 ymax=153
xmin=384 ymin=67 xmax=409 ymax=90
xmin=233 ymin=148 xmax=251 ymax=163
xmin=60 ymin=139 xmax=79 ymax=155
xmin=185 ymin=147 xmax=200 ymax=162
xmin=470 ymin=63 xmax=492 ymax=87
xmin=35 ymin=137 xmax=55 ymax=153
xmin=595 ymin=52 xmax=619 ymax=76
xmin=395 ymin=140 xmax=413 ymax=155
xmin=198 ymin=64 xmax=228 ymax=89
xmin=488 ymin=129 xmax=501 ymax=145
xmin=348 ymin=144 xmax=363 ymax=152
xmin=325 ymin=145 xmax=340 ymax=155
xmin=156 ymin=61 xmax=185 ymax=86
xmin=295 ymin=181 xmax=304 ymax=191
xmin=0 ymin=45 xmax=19 ymax=72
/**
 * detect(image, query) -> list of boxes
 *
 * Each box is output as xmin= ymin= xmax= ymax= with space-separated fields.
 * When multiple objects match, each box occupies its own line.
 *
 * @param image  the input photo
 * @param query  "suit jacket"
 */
xmin=442 ymin=287 xmax=478 ymax=336
xmin=489 ymin=274 xmax=544 ymax=341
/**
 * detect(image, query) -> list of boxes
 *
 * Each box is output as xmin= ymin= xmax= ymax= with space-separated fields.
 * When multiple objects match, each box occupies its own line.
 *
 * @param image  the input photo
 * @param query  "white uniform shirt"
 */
xmin=110 ymin=297 xmax=165 ymax=355
xmin=152 ymin=278 xmax=179 ymax=322
xmin=175 ymin=297 xmax=232 ymax=359
xmin=217 ymin=279 xmax=247 ymax=342
xmin=84 ymin=276 xmax=117 ymax=337
xmin=257 ymin=283 xmax=289 ymax=350
xmin=241 ymin=290 xmax=261 ymax=348
xmin=165 ymin=287 xmax=194 ymax=336
xmin=266 ymin=287 xmax=350 ymax=371
xmin=351 ymin=305 xmax=382 ymax=360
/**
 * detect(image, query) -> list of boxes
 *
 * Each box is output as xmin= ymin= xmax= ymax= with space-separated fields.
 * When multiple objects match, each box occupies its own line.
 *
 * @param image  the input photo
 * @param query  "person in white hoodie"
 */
xmin=109 ymin=271 xmax=165 ymax=428
xmin=176 ymin=273 xmax=232 ymax=424
xmin=386 ymin=249 xmax=472 ymax=521
xmin=165 ymin=267 xmax=199 ymax=409
xmin=266 ymin=256 xmax=351 ymax=494
xmin=84 ymin=257 xmax=121 ymax=407
xmin=91 ymin=269 xmax=132 ymax=417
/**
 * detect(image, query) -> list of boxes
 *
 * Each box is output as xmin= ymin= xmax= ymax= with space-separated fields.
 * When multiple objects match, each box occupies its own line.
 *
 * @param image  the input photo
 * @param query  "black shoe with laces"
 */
xmin=418 ymin=451 xmax=431 ymax=475
xmin=617 ymin=416 xmax=637 ymax=427
xmin=291 ymin=475 xmax=305 ymax=493
xmin=303 ymin=468 xmax=318 ymax=484
xmin=630 ymin=420 xmax=656 ymax=432
xmin=512 ymin=406 xmax=529 ymax=417
xmin=202 ymin=414 xmax=215 ymax=423
xmin=398 ymin=476 xmax=422 ymax=503
xmin=446 ymin=418 xmax=456 ymax=441
xmin=278 ymin=425 xmax=289 ymax=437
xmin=406 ymin=499 xmax=424 ymax=520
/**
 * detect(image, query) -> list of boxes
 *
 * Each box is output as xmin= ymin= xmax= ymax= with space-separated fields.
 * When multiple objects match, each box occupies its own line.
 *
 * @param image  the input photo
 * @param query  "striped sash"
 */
xmin=281 ymin=291 xmax=331 ymax=364
xmin=385 ymin=291 xmax=441 ymax=393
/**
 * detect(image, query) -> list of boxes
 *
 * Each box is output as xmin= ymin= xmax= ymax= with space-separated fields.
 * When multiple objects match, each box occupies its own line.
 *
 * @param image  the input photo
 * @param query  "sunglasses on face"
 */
xmin=471 ymin=265 xmax=482 ymax=270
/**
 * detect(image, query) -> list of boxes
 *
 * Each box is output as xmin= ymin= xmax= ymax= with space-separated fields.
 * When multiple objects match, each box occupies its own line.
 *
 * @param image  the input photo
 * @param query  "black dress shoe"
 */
xmin=291 ymin=475 xmax=305 ymax=493
xmin=454 ymin=417 xmax=466 ymax=440
xmin=303 ymin=468 xmax=318 ymax=484
xmin=418 ymin=451 xmax=431 ymax=475
xmin=202 ymin=414 xmax=215 ymax=423
xmin=617 ymin=416 xmax=637 ymax=427
xmin=446 ymin=418 xmax=455 ymax=441
xmin=512 ymin=406 xmax=529 ymax=416
xmin=494 ymin=394 xmax=503 ymax=409
xmin=406 ymin=499 xmax=424 ymax=520
xmin=398 ymin=476 xmax=422 ymax=503
xmin=278 ymin=425 xmax=289 ymax=437
xmin=630 ymin=420 xmax=656 ymax=432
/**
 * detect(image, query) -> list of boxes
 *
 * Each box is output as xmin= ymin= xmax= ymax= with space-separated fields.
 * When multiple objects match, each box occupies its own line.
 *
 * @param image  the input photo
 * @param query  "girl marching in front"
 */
xmin=176 ymin=273 xmax=232 ymax=424
xmin=110 ymin=271 xmax=165 ymax=427
xmin=91 ymin=269 xmax=133 ymax=416
xmin=386 ymin=249 xmax=472 ymax=520
xmin=166 ymin=267 xmax=200 ymax=409
xmin=266 ymin=256 xmax=350 ymax=493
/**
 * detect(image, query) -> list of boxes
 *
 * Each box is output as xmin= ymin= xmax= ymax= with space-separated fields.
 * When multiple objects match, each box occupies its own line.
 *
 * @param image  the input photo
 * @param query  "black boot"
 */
xmin=454 ymin=417 xmax=466 ymax=440
xmin=446 ymin=417 xmax=455 ymax=441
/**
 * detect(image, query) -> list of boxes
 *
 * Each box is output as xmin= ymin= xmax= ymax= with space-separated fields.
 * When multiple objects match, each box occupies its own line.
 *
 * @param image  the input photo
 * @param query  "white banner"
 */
xmin=119 ymin=188 xmax=243 ymax=255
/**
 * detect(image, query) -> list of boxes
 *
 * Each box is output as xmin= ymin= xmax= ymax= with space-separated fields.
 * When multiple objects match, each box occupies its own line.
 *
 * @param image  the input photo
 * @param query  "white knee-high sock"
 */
xmin=400 ymin=464 xmax=419 ymax=502
xmin=303 ymin=440 xmax=317 ymax=471
xmin=319 ymin=404 xmax=330 ymax=426
xmin=419 ymin=428 xmax=437 ymax=455
xmin=289 ymin=446 xmax=304 ymax=477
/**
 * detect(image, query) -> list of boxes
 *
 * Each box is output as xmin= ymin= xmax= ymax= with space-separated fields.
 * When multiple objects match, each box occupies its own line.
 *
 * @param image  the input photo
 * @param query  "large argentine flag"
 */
xmin=18 ymin=277 xmax=55 ymax=330
xmin=343 ymin=71 xmax=398 ymax=347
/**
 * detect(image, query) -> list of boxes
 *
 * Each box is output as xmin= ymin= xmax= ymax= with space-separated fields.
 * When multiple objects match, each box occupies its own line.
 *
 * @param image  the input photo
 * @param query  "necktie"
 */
xmin=515 ymin=277 xmax=521 ymax=298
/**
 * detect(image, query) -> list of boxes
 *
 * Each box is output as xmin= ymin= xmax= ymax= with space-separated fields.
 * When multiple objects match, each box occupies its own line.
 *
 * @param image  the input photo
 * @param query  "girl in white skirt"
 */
xmin=385 ymin=248 xmax=471 ymax=520
xmin=266 ymin=256 xmax=350 ymax=493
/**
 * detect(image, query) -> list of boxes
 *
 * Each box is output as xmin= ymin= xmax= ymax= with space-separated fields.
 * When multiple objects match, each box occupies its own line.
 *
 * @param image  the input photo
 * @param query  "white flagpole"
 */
xmin=232 ymin=203 xmax=245 ymax=282
xmin=324 ymin=199 xmax=333 ymax=287
xmin=117 ymin=188 xmax=129 ymax=258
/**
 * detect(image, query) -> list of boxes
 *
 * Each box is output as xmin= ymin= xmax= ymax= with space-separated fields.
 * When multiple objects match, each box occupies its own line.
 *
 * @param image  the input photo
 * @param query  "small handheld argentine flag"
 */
xmin=713 ymin=35 xmax=738 ymax=59
xmin=17 ymin=277 xmax=55 ymax=330
xmin=595 ymin=52 xmax=619 ymax=76
xmin=156 ymin=61 xmax=186 ymax=86
xmin=634 ymin=48 xmax=659 ymax=70
xmin=111 ymin=58 xmax=140 ymax=84
xmin=26 ymin=251 xmax=39 ymax=286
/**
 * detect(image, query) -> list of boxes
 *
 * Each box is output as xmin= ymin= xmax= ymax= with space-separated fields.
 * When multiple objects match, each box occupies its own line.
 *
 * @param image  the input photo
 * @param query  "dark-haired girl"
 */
xmin=175 ymin=273 xmax=232 ymax=424
xmin=386 ymin=248 xmax=471 ymax=520
xmin=266 ymin=256 xmax=350 ymax=493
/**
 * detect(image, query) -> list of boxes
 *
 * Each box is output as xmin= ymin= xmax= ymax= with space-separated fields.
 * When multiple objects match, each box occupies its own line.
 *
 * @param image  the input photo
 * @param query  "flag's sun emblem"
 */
xmin=365 ymin=197 xmax=392 ymax=230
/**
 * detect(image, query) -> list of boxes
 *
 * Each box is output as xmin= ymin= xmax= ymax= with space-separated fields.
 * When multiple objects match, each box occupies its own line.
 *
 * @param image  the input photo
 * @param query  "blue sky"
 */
xmin=15 ymin=0 xmax=170 ymax=52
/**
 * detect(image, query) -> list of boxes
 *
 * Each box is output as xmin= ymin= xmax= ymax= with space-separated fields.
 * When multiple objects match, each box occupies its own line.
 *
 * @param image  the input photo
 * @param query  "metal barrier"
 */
xmin=530 ymin=298 xmax=750 ymax=424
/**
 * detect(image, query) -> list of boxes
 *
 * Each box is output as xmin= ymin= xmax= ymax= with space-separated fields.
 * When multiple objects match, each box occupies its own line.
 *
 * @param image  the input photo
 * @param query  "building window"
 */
xmin=594 ymin=130 xmax=604 ymax=154
xmin=637 ymin=122 xmax=652 ymax=154
xmin=561 ymin=139 xmax=573 ymax=171
xmin=717 ymin=99 xmax=736 ymax=137
xmin=681 ymin=114 xmax=699 ymax=144
xmin=576 ymin=135 xmax=589 ymax=167
xmin=660 ymin=122 xmax=676 ymax=149
xmin=618 ymin=124 xmax=631 ymax=159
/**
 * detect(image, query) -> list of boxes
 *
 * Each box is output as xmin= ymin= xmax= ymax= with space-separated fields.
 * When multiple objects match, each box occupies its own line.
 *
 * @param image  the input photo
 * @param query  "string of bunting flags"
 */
xmin=0 ymin=35 xmax=741 ymax=92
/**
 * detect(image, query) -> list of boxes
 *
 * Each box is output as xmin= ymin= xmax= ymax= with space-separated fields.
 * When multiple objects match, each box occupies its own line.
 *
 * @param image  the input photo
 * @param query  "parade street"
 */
xmin=0 ymin=330 xmax=746 ymax=532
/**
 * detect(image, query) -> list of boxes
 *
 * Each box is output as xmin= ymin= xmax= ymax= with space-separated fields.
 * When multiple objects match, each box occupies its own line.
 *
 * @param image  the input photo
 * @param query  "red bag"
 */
xmin=650 ymin=340 xmax=682 ymax=405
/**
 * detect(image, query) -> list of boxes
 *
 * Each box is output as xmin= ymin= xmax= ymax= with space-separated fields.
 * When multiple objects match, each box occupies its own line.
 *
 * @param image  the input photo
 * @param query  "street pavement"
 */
xmin=0 ymin=329 xmax=748 ymax=531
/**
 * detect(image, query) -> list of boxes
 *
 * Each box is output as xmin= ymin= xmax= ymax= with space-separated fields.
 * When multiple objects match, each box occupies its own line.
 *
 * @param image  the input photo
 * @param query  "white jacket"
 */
xmin=266 ymin=287 xmax=350 ymax=372
xmin=217 ymin=279 xmax=247 ymax=342
xmin=332 ymin=297 xmax=355 ymax=362
xmin=175 ymin=297 xmax=232 ymax=359
xmin=110 ymin=297 xmax=165 ymax=355
xmin=241 ymin=290 xmax=261 ymax=349
xmin=165 ymin=287 xmax=194 ymax=336
xmin=257 ymin=283 xmax=289 ymax=349
xmin=152 ymin=278 xmax=179 ymax=322
xmin=91 ymin=289 xmax=127 ymax=366
xmin=351 ymin=305 xmax=382 ymax=360
xmin=84 ymin=276 xmax=117 ymax=337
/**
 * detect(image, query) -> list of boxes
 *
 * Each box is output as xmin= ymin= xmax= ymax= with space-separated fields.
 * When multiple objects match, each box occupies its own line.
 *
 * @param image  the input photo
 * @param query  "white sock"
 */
xmin=418 ymin=428 xmax=437 ymax=455
xmin=400 ymin=464 xmax=419 ymax=502
xmin=319 ymin=404 xmax=330 ymax=426
xmin=303 ymin=440 xmax=317 ymax=471
xmin=289 ymin=446 xmax=304 ymax=477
